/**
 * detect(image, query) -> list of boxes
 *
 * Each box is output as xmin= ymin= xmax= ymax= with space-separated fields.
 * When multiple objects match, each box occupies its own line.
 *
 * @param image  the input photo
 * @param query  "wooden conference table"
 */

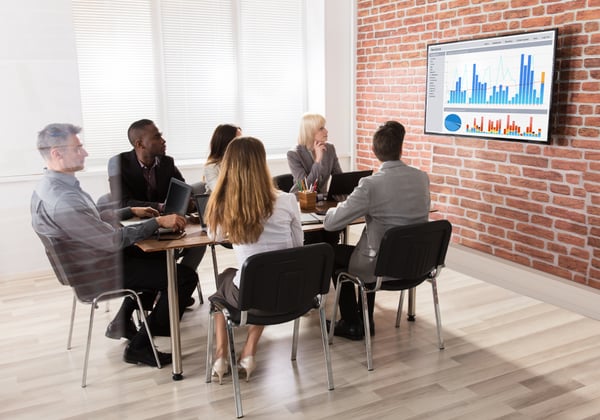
xmin=135 ymin=203 xmax=419 ymax=380
xmin=136 ymin=223 xmax=214 ymax=380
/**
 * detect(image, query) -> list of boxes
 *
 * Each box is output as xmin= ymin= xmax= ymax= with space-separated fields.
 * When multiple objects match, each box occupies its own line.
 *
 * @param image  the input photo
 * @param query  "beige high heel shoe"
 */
xmin=212 ymin=357 xmax=229 ymax=385
xmin=238 ymin=355 xmax=256 ymax=382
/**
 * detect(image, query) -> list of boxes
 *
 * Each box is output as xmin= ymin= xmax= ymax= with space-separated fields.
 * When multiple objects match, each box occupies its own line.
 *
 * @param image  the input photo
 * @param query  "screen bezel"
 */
xmin=424 ymin=28 xmax=558 ymax=145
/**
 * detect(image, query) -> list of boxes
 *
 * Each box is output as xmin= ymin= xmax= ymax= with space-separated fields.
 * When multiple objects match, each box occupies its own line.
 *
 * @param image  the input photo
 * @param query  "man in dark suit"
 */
xmin=106 ymin=119 xmax=206 ymax=338
xmin=108 ymin=119 xmax=185 ymax=212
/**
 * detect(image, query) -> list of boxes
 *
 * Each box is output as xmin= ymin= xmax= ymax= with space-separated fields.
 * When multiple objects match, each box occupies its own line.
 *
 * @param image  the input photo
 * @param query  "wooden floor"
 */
xmin=3 ymin=242 xmax=600 ymax=419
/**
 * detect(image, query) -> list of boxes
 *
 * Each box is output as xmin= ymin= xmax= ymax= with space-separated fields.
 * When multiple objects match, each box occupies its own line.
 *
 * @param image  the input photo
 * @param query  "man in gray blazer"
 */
xmin=323 ymin=121 xmax=430 ymax=340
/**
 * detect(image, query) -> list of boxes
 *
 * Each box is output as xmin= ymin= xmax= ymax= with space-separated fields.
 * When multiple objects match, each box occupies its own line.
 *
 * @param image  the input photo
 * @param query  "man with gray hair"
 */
xmin=31 ymin=123 xmax=198 ymax=366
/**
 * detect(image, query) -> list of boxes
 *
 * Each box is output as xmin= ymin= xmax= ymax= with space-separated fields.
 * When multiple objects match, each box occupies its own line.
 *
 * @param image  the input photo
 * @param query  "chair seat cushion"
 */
xmin=211 ymin=294 xmax=317 ymax=326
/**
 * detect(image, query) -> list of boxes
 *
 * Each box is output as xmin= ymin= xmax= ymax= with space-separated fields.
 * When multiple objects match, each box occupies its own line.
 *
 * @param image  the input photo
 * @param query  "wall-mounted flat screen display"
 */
xmin=424 ymin=28 xmax=557 ymax=144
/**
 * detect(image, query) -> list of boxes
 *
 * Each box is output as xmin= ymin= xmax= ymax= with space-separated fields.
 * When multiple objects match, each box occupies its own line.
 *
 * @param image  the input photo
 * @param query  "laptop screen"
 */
xmin=193 ymin=193 xmax=210 ymax=228
xmin=326 ymin=170 xmax=373 ymax=201
xmin=163 ymin=178 xmax=192 ymax=215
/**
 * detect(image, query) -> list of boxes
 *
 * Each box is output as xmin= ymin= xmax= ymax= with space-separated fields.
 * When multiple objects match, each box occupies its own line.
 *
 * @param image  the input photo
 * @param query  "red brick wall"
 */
xmin=355 ymin=0 xmax=600 ymax=287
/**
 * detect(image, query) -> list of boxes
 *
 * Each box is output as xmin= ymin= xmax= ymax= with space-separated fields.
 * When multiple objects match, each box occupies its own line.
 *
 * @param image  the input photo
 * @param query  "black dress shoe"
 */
xmin=105 ymin=318 xmax=138 ymax=341
xmin=123 ymin=343 xmax=172 ymax=367
xmin=184 ymin=296 xmax=195 ymax=307
xmin=333 ymin=319 xmax=364 ymax=341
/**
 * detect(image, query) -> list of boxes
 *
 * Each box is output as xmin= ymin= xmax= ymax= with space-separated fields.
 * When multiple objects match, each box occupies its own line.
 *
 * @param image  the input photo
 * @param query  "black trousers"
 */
xmin=332 ymin=244 xmax=375 ymax=324
xmin=122 ymin=255 xmax=198 ymax=336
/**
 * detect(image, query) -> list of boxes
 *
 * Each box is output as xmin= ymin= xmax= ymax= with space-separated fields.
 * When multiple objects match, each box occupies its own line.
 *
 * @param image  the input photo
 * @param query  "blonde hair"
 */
xmin=297 ymin=113 xmax=326 ymax=150
xmin=205 ymin=137 xmax=277 ymax=244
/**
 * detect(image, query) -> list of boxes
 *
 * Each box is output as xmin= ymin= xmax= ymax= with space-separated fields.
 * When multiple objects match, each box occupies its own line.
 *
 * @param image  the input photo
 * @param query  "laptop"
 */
xmin=156 ymin=178 xmax=192 ymax=239
xmin=163 ymin=178 xmax=193 ymax=216
xmin=193 ymin=193 xmax=210 ymax=231
xmin=326 ymin=170 xmax=373 ymax=202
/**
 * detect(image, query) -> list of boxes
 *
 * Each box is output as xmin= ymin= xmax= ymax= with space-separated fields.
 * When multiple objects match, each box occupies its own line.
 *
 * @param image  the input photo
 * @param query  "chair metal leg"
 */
xmin=67 ymin=294 xmax=76 ymax=350
xmin=291 ymin=318 xmax=300 ymax=361
xmin=407 ymin=287 xmax=416 ymax=321
xmin=430 ymin=278 xmax=445 ymax=349
xmin=319 ymin=306 xmax=335 ymax=390
xmin=81 ymin=299 xmax=97 ymax=388
xmin=360 ymin=285 xmax=374 ymax=371
xmin=395 ymin=290 xmax=406 ymax=328
xmin=196 ymin=280 xmax=204 ymax=305
xmin=210 ymin=244 xmax=219 ymax=288
xmin=205 ymin=308 xmax=215 ymax=383
xmin=132 ymin=293 xmax=162 ymax=369
xmin=225 ymin=317 xmax=243 ymax=418
xmin=328 ymin=278 xmax=343 ymax=344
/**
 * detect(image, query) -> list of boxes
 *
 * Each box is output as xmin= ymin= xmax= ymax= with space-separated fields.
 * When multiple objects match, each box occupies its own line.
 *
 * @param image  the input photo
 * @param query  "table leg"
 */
xmin=165 ymin=248 xmax=183 ymax=380
xmin=407 ymin=287 xmax=416 ymax=321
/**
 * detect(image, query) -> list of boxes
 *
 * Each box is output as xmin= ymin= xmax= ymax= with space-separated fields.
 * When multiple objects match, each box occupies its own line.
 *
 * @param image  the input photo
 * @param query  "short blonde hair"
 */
xmin=297 ymin=113 xmax=325 ymax=150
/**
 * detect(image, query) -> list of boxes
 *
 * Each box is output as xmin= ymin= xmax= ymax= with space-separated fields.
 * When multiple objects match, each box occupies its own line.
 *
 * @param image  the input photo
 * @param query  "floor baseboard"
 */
xmin=446 ymin=243 xmax=600 ymax=321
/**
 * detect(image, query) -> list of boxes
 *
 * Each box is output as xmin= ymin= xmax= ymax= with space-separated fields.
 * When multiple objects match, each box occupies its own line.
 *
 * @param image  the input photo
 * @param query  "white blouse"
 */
xmin=203 ymin=162 xmax=220 ymax=193
xmin=211 ymin=192 xmax=303 ymax=288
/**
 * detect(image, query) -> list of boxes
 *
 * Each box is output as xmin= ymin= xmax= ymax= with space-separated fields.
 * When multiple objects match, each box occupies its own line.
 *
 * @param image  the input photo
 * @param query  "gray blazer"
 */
xmin=287 ymin=144 xmax=342 ymax=193
xmin=323 ymin=160 xmax=430 ymax=283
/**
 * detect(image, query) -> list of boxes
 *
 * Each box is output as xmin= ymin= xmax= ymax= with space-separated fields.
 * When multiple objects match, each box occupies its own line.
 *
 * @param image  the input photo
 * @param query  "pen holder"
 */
xmin=298 ymin=191 xmax=317 ymax=211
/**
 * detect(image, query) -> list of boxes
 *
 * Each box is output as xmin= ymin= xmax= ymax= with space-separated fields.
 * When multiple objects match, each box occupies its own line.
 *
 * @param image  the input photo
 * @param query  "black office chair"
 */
xmin=273 ymin=173 xmax=294 ymax=192
xmin=328 ymin=220 xmax=452 ymax=371
xmin=37 ymin=233 xmax=162 ymax=387
xmin=205 ymin=243 xmax=335 ymax=418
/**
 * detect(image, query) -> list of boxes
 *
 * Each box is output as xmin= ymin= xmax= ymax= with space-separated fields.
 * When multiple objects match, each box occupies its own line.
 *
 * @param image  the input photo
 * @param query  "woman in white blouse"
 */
xmin=203 ymin=124 xmax=241 ymax=192
xmin=205 ymin=136 xmax=303 ymax=384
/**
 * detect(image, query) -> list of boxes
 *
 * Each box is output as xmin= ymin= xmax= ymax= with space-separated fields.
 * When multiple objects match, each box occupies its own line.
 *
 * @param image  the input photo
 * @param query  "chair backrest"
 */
xmin=238 ymin=243 xmax=334 ymax=324
xmin=36 ymin=232 xmax=121 ymax=302
xmin=191 ymin=181 xmax=207 ymax=195
xmin=375 ymin=220 xmax=452 ymax=283
xmin=37 ymin=233 xmax=71 ymax=287
xmin=96 ymin=192 xmax=117 ymax=212
xmin=273 ymin=173 xmax=294 ymax=193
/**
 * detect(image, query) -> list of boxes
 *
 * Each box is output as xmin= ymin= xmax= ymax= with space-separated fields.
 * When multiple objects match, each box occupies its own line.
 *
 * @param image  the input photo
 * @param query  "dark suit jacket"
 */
xmin=108 ymin=150 xmax=185 ymax=211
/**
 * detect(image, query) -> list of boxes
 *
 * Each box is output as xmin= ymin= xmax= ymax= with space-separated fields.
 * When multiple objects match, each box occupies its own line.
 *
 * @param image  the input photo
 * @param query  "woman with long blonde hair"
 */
xmin=205 ymin=136 xmax=303 ymax=383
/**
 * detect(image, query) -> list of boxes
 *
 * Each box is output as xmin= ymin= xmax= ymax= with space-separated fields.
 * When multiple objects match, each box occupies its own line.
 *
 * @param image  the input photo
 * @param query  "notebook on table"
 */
xmin=300 ymin=212 xmax=322 ymax=225
xmin=326 ymin=170 xmax=373 ymax=202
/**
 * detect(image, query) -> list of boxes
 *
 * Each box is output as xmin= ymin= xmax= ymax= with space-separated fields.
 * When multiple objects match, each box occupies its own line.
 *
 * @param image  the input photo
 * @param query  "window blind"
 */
xmin=72 ymin=0 xmax=306 ymax=168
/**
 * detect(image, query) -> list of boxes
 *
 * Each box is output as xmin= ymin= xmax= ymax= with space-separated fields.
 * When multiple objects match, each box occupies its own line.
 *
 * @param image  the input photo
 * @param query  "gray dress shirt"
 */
xmin=31 ymin=169 xmax=159 ymax=299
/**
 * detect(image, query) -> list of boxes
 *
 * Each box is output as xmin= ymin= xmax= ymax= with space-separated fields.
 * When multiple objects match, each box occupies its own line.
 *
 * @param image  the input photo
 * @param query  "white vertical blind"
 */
xmin=160 ymin=0 xmax=237 ymax=158
xmin=72 ymin=0 xmax=159 ymax=167
xmin=72 ymin=0 xmax=306 ymax=166
xmin=238 ymin=0 xmax=306 ymax=152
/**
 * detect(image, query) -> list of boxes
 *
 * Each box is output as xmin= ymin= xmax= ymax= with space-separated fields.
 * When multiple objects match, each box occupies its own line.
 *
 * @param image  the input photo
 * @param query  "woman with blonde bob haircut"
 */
xmin=205 ymin=136 xmax=303 ymax=384
xmin=287 ymin=112 xmax=342 ymax=195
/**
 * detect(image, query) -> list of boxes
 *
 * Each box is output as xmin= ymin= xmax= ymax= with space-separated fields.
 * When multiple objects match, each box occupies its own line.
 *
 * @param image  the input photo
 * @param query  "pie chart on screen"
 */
xmin=444 ymin=114 xmax=462 ymax=132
